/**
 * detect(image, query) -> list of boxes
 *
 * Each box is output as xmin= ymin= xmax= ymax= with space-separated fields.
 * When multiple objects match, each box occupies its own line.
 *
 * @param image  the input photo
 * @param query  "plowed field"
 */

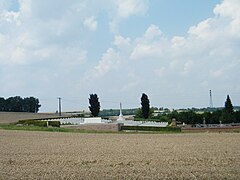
xmin=0 ymin=130 xmax=239 ymax=179
xmin=0 ymin=112 xmax=60 ymax=124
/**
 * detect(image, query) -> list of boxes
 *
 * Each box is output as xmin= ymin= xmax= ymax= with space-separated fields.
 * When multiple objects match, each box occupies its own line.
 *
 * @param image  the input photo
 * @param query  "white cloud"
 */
xmin=82 ymin=48 xmax=122 ymax=83
xmin=114 ymin=35 xmax=131 ymax=48
xmin=144 ymin=24 xmax=162 ymax=40
xmin=130 ymin=25 xmax=168 ymax=60
xmin=214 ymin=0 xmax=240 ymax=18
xmin=36 ymin=46 xmax=87 ymax=67
xmin=116 ymin=0 xmax=148 ymax=18
xmin=189 ymin=0 xmax=240 ymax=39
xmin=214 ymin=0 xmax=240 ymax=37
xmin=188 ymin=19 xmax=213 ymax=39
xmin=130 ymin=43 xmax=160 ymax=60
xmin=0 ymin=11 xmax=20 ymax=25
xmin=109 ymin=0 xmax=149 ymax=32
xmin=95 ymin=48 xmax=121 ymax=75
xmin=0 ymin=1 xmax=93 ymax=66
xmin=88 ymin=0 xmax=240 ymax=108
xmin=83 ymin=16 xmax=98 ymax=31
xmin=1 ymin=0 xmax=240 ymax=111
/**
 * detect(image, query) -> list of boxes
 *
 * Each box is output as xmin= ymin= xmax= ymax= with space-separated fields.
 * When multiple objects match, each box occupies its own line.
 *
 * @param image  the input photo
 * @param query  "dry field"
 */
xmin=0 ymin=130 xmax=240 ymax=179
xmin=0 ymin=112 xmax=61 ymax=124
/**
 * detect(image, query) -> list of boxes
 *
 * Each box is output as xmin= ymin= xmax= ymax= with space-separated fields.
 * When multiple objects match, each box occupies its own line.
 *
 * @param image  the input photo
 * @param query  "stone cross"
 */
xmin=117 ymin=102 xmax=125 ymax=121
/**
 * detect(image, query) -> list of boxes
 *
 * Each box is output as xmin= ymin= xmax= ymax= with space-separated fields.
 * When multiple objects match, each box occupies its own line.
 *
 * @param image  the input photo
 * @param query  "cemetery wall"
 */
xmin=64 ymin=123 xmax=123 ymax=132
xmin=182 ymin=126 xmax=240 ymax=133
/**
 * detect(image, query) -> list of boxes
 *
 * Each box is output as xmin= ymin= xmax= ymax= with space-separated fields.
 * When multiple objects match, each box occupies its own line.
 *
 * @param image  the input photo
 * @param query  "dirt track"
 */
xmin=1 ymin=130 xmax=240 ymax=179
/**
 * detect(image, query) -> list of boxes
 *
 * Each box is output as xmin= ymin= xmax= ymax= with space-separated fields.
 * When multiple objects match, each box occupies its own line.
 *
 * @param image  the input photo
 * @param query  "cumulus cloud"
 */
xmin=144 ymin=24 xmax=162 ymax=40
xmin=83 ymin=0 xmax=240 ymax=108
xmin=109 ymin=0 xmax=149 ymax=32
xmin=130 ymin=24 xmax=168 ymax=60
xmin=1 ymin=0 xmax=240 ymax=111
xmin=115 ymin=0 xmax=148 ymax=18
xmin=94 ymin=48 xmax=121 ymax=76
xmin=0 ymin=11 xmax=20 ymax=25
xmin=83 ymin=16 xmax=98 ymax=31
xmin=114 ymin=35 xmax=131 ymax=49
xmin=82 ymin=48 xmax=122 ymax=82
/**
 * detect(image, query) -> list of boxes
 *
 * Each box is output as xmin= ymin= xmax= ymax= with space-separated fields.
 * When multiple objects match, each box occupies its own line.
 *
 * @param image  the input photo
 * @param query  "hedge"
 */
xmin=17 ymin=120 xmax=60 ymax=127
xmin=48 ymin=121 xmax=60 ymax=127
xmin=134 ymin=118 xmax=170 ymax=122
xmin=122 ymin=126 xmax=181 ymax=132
xmin=18 ymin=119 xmax=46 ymax=127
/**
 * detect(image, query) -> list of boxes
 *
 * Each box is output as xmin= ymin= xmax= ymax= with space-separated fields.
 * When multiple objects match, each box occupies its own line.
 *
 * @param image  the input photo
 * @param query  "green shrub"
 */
xmin=18 ymin=119 xmax=46 ymax=127
xmin=134 ymin=117 xmax=170 ymax=123
xmin=122 ymin=126 xmax=181 ymax=132
xmin=48 ymin=121 xmax=60 ymax=127
xmin=17 ymin=120 xmax=60 ymax=127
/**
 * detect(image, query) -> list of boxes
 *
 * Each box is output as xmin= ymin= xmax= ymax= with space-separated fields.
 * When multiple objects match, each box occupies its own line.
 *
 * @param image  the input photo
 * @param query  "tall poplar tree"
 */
xmin=89 ymin=94 xmax=100 ymax=117
xmin=224 ymin=95 xmax=233 ymax=113
xmin=220 ymin=94 xmax=235 ymax=123
xmin=141 ymin=93 xmax=150 ymax=119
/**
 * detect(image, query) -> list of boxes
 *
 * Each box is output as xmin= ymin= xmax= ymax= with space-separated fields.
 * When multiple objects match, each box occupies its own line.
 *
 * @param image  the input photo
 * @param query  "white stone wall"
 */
xmin=84 ymin=117 xmax=102 ymax=124
xmin=58 ymin=117 xmax=111 ymax=125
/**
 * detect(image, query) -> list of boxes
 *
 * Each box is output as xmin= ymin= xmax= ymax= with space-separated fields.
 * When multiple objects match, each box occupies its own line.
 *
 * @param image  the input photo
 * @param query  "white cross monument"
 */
xmin=117 ymin=102 xmax=125 ymax=121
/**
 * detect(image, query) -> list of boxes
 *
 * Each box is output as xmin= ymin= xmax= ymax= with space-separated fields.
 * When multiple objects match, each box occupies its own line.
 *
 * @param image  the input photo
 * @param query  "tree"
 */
xmin=177 ymin=111 xmax=202 ymax=124
xmin=23 ymin=97 xmax=41 ymax=113
xmin=0 ymin=96 xmax=41 ymax=113
xmin=135 ymin=108 xmax=143 ymax=118
xmin=234 ymin=111 xmax=240 ymax=123
xmin=141 ymin=93 xmax=150 ymax=119
xmin=6 ymin=96 xmax=23 ymax=112
xmin=89 ymin=94 xmax=100 ymax=117
xmin=224 ymin=95 xmax=234 ymax=113
xmin=220 ymin=95 xmax=235 ymax=123
xmin=0 ymin=97 xmax=5 ymax=111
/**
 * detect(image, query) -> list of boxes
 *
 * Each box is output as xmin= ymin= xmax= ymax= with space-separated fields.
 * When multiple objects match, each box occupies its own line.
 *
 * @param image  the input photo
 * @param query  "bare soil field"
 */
xmin=0 ymin=112 xmax=61 ymax=124
xmin=0 ymin=130 xmax=239 ymax=180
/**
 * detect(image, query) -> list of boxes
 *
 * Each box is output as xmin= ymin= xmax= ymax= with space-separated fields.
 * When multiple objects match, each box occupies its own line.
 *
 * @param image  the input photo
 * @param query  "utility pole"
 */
xmin=58 ymin=97 xmax=62 ymax=116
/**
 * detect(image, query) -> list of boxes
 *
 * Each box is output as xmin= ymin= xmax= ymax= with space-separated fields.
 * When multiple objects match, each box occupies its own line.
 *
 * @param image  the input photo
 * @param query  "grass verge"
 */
xmin=0 ymin=124 xmax=124 ymax=134
xmin=0 ymin=124 xmax=182 ymax=134
xmin=0 ymin=124 xmax=74 ymax=132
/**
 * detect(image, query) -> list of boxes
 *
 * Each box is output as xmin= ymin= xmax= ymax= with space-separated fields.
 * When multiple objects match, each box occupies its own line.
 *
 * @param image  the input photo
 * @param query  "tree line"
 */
xmin=0 ymin=96 xmax=41 ymax=113
xmin=136 ymin=94 xmax=240 ymax=124
xmin=88 ymin=93 xmax=239 ymax=124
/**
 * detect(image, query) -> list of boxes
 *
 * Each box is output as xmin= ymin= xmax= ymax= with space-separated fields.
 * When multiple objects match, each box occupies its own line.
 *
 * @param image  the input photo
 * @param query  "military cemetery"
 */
xmin=1 ymin=0 xmax=240 ymax=179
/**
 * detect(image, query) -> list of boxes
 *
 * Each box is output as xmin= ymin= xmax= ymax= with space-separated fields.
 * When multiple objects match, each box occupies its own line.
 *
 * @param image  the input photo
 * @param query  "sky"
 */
xmin=0 ymin=0 xmax=240 ymax=112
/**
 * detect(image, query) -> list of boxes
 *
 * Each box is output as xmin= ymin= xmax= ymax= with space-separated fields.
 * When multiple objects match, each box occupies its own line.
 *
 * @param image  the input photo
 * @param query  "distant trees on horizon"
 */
xmin=133 ymin=94 xmax=240 ymax=124
xmin=1 ymin=93 xmax=238 ymax=124
xmin=0 ymin=96 xmax=41 ymax=113
xmin=88 ymin=93 xmax=240 ymax=124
